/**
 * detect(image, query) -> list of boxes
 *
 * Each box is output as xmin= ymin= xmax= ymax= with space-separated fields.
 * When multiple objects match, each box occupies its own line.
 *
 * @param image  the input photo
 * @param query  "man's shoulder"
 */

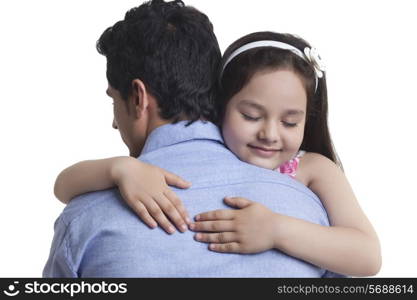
xmin=59 ymin=188 xmax=126 ymax=227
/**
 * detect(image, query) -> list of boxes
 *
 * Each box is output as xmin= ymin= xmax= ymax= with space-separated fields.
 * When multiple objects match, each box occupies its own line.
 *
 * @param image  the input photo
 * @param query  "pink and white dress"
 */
xmin=277 ymin=150 xmax=306 ymax=178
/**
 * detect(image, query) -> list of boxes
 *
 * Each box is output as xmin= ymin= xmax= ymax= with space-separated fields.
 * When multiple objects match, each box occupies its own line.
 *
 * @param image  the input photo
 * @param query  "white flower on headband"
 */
xmin=304 ymin=47 xmax=325 ymax=78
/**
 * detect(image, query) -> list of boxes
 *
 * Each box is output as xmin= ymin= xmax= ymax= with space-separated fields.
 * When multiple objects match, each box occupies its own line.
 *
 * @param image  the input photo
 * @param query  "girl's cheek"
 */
xmin=289 ymin=131 xmax=304 ymax=152
xmin=223 ymin=124 xmax=247 ymax=152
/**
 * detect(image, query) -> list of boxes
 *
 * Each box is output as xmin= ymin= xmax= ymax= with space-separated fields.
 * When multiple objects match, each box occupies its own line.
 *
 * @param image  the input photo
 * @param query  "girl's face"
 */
xmin=222 ymin=69 xmax=307 ymax=170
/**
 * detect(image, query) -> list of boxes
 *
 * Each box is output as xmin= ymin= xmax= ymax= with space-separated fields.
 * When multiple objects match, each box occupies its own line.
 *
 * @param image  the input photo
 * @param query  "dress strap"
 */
xmin=296 ymin=150 xmax=306 ymax=158
xmin=277 ymin=150 xmax=305 ymax=178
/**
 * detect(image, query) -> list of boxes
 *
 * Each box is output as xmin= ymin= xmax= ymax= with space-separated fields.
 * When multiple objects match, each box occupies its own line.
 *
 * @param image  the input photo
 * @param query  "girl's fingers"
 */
xmin=155 ymin=194 xmax=188 ymax=232
xmin=224 ymin=197 xmax=252 ymax=209
xmin=128 ymin=200 xmax=158 ymax=229
xmin=189 ymin=220 xmax=234 ymax=232
xmin=194 ymin=232 xmax=237 ymax=244
xmin=208 ymin=242 xmax=240 ymax=253
xmin=144 ymin=197 xmax=176 ymax=234
xmin=164 ymin=189 xmax=191 ymax=224
xmin=194 ymin=209 xmax=235 ymax=222
xmin=161 ymin=169 xmax=192 ymax=189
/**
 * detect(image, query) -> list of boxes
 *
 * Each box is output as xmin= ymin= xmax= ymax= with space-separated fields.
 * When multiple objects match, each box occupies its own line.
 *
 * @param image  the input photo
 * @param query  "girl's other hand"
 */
xmin=110 ymin=157 xmax=192 ymax=234
xmin=190 ymin=197 xmax=280 ymax=253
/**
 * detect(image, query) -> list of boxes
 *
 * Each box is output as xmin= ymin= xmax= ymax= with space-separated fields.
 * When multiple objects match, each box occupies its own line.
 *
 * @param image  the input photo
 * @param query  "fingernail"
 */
xmin=195 ymin=233 xmax=201 ymax=240
xmin=195 ymin=215 xmax=200 ymax=221
xmin=189 ymin=223 xmax=195 ymax=230
xmin=168 ymin=226 xmax=175 ymax=234
xmin=181 ymin=224 xmax=187 ymax=232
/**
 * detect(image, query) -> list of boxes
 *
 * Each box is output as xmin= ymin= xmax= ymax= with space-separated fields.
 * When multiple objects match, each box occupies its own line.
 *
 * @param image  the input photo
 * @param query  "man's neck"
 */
xmin=146 ymin=117 xmax=170 ymax=137
xmin=146 ymin=114 xmax=195 ymax=137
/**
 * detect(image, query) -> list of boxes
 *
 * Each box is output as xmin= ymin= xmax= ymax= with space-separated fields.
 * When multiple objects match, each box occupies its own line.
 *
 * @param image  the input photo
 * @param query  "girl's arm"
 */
xmin=190 ymin=153 xmax=381 ymax=277
xmin=274 ymin=152 xmax=381 ymax=276
xmin=54 ymin=157 xmax=122 ymax=204
xmin=54 ymin=156 xmax=192 ymax=233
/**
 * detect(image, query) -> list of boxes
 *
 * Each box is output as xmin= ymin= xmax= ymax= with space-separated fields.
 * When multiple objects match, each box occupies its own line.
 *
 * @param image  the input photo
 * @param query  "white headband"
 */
xmin=221 ymin=40 xmax=326 ymax=92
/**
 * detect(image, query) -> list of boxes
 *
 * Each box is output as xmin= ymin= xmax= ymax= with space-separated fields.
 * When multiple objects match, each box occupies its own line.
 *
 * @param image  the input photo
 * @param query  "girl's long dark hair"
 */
xmin=218 ymin=31 xmax=342 ymax=169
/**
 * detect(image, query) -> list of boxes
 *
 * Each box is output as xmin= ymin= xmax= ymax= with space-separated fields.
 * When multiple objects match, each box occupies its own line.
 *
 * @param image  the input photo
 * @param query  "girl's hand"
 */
xmin=190 ymin=197 xmax=281 ymax=253
xmin=110 ymin=157 xmax=192 ymax=234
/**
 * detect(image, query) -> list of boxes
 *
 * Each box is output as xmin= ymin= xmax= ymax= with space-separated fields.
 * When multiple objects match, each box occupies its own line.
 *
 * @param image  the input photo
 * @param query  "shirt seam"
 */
xmin=58 ymin=195 xmax=112 ymax=276
xmin=184 ymin=179 xmax=323 ymax=208
xmin=51 ymin=216 xmax=77 ymax=277
xmin=64 ymin=232 xmax=77 ymax=276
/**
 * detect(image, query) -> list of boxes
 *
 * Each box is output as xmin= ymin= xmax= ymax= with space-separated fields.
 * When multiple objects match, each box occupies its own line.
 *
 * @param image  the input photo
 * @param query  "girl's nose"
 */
xmin=258 ymin=122 xmax=279 ymax=143
xmin=112 ymin=118 xmax=118 ymax=129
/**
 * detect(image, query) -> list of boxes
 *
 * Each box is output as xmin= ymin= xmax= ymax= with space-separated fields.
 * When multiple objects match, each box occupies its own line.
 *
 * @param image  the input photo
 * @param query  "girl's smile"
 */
xmin=247 ymin=144 xmax=282 ymax=158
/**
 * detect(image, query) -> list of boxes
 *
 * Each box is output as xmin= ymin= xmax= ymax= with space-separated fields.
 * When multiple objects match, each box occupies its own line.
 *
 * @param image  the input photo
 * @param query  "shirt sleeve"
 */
xmin=42 ymin=216 xmax=78 ymax=278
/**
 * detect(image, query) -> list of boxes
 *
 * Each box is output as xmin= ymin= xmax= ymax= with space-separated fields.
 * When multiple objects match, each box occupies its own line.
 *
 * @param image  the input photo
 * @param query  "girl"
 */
xmin=54 ymin=32 xmax=381 ymax=276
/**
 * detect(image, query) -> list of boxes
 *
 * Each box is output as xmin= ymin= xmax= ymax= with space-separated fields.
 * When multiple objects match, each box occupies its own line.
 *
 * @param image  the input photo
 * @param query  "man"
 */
xmin=43 ymin=0 xmax=338 ymax=277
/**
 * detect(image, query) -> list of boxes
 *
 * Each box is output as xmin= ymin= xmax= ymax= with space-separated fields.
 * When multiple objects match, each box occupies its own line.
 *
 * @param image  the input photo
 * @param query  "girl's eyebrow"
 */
xmin=284 ymin=109 xmax=304 ymax=116
xmin=238 ymin=100 xmax=265 ymax=110
xmin=239 ymin=100 xmax=304 ymax=116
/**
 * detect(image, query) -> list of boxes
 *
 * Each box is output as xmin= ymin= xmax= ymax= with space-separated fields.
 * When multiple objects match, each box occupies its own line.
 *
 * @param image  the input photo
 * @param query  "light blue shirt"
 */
xmin=43 ymin=120 xmax=343 ymax=277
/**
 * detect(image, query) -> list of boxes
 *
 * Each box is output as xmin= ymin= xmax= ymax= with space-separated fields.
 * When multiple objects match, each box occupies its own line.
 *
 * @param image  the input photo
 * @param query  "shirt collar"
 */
xmin=140 ymin=120 xmax=224 ymax=156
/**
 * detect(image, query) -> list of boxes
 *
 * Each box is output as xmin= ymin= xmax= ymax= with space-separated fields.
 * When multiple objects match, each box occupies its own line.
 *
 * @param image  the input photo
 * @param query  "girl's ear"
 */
xmin=131 ymin=79 xmax=150 ymax=118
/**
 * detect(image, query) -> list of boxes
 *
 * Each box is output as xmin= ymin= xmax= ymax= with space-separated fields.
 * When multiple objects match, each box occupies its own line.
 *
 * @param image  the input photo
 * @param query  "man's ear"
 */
xmin=130 ymin=79 xmax=149 ymax=118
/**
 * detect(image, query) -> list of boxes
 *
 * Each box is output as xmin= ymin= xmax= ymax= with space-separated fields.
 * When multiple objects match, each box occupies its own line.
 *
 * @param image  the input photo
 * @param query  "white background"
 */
xmin=0 ymin=0 xmax=415 ymax=277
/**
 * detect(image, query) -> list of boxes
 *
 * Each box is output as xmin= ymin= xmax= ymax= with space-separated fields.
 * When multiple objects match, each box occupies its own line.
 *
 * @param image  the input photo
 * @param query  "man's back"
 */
xmin=43 ymin=121 xmax=330 ymax=277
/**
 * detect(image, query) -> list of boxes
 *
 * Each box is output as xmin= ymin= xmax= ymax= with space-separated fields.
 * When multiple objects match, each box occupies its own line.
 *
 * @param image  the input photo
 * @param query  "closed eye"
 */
xmin=282 ymin=121 xmax=298 ymax=127
xmin=241 ymin=113 xmax=261 ymax=121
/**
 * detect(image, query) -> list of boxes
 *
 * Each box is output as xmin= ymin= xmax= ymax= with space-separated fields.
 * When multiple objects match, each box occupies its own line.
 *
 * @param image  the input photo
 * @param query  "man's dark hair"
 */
xmin=96 ymin=0 xmax=221 ymax=123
